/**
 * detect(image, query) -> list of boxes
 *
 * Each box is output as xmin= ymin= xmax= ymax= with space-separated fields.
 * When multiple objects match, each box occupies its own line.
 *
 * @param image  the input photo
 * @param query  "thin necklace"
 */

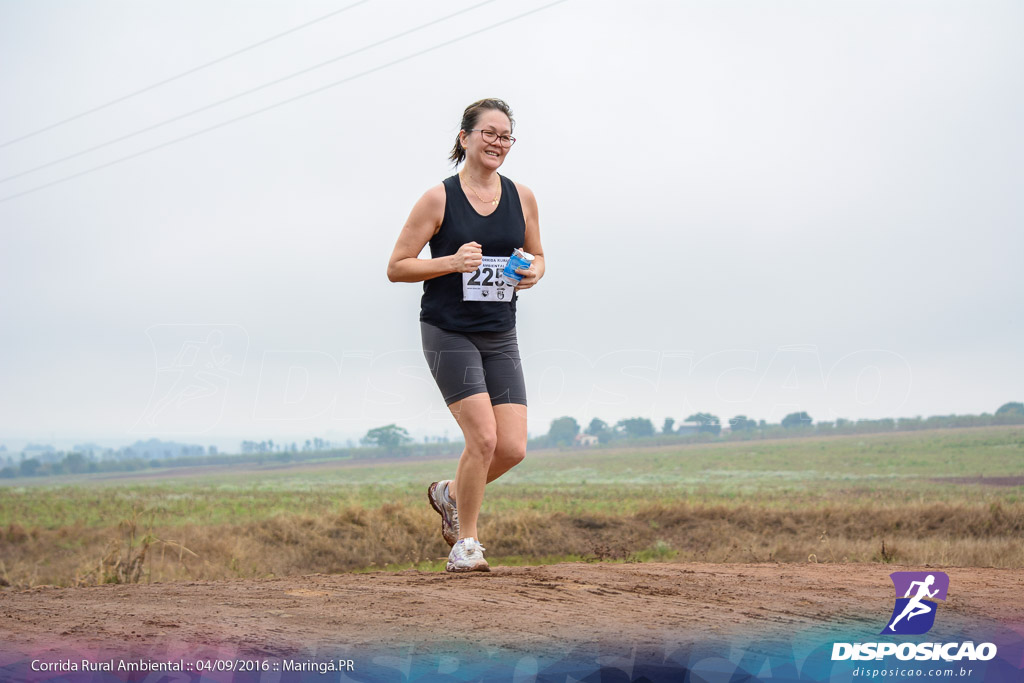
xmin=460 ymin=171 xmax=500 ymax=206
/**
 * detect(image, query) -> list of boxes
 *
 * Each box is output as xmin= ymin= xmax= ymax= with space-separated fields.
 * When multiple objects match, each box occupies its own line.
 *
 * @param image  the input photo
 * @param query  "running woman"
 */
xmin=387 ymin=98 xmax=544 ymax=572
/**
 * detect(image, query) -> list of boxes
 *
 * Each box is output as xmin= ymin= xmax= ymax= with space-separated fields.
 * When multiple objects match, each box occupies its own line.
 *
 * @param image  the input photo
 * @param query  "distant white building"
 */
xmin=574 ymin=434 xmax=599 ymax=447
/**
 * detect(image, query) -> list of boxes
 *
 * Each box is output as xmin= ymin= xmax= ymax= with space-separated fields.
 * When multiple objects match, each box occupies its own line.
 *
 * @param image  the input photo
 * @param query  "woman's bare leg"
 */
xmin=449 ymin=401 xmax=527 ymax=489
xmin=447 ymin=393 xmax=497 ymax=540
xmin=487 ymin=402 xmax=527 ymax=482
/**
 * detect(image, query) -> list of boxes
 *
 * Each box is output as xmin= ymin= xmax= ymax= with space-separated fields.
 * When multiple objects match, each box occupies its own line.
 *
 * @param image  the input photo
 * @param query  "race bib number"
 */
xmin=462 ymin=256 xmax=514 ymax=303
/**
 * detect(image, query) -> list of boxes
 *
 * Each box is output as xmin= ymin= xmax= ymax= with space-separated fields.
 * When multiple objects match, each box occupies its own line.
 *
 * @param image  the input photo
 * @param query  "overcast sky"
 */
xmin=1 ymin=0 xmax=1021 ymax=452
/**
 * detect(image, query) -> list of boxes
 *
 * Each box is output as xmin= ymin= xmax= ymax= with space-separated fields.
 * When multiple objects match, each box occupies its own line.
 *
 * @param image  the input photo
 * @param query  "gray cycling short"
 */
xmin=420 ymin=321 xmax=527 ymax=407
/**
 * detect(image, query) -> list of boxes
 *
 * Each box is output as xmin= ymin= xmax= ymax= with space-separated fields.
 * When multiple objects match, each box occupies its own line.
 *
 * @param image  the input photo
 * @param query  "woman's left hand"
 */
xmin=515 ymin=265 xmax=540 ymax=291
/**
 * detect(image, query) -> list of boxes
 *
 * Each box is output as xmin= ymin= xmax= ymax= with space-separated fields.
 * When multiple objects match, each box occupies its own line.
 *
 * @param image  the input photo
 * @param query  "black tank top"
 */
xmin=419 ymin=173 xmax=526 ymax=332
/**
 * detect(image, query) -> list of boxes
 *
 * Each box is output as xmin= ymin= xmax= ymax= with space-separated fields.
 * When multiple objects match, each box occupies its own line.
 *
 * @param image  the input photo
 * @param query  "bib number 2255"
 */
xmin=462 ymin=255 xmax=513 ymax=303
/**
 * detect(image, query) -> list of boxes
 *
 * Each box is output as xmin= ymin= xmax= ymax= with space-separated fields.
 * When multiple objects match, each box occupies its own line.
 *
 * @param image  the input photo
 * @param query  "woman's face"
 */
xmin=461 ymin=109 xmax=512 ymax=171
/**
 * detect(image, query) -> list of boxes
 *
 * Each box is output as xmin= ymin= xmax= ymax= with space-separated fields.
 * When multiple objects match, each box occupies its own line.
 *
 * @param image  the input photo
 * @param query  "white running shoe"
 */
xmin=427 ymin=480 xmax=459 ymax=547
xmin=446 ymin=537 xmax=490 ymax=573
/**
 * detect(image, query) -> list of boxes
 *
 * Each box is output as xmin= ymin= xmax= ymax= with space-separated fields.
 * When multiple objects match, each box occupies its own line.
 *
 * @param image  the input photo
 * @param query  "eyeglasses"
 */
xmin=469 ymin=129 xmax=516 ymax=147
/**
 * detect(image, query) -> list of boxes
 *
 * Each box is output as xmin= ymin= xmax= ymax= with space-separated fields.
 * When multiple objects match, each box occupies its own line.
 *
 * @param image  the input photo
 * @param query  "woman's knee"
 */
xmin=466 ymin=428 xmax=498 ymax=459
xmin=495 ymin=441 xmax=526 ymax=469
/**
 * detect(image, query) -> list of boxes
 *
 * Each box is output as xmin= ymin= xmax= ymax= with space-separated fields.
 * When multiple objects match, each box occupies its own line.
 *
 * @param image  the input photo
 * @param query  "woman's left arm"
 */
xmin=515 ymin=183 xmax=545 ymax=291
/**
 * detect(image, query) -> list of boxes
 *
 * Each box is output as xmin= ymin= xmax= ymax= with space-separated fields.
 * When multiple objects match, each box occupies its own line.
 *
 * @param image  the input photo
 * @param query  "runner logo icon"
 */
xmin=881 ymin=571 xmax=949 ymax=635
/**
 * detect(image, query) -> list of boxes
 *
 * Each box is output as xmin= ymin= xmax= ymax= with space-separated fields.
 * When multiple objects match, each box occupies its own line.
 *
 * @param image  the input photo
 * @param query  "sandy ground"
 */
xmin=1 ymin=562 xmax=1021 ymax=661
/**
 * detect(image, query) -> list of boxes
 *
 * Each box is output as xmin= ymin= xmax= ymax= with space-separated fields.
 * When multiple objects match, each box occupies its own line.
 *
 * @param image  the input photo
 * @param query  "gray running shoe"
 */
xmin=446 ymin=537 xmax=490 ymax=573
xmin=427 ymin=480 xmax=459 ymax=547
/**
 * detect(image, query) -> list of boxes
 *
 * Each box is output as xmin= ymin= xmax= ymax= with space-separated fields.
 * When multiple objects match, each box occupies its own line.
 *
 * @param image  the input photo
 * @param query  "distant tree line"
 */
xmin=533 ymin=402 xmax=1024 ymax=449
xmin=3 ymin=403 xmax=1021 ymax=479
xmin=239 ymin=437 xmax=344 ymax=453
xmin=0 ymin=429 xmax=461 ymax=480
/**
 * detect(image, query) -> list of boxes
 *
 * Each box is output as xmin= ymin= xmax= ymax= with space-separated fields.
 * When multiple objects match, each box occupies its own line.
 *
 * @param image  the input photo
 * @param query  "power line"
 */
xmin=0 ymin=0 xmax=373 ymax=150
xmin=0 ymin=0 xmax=499 ymax=186
xmin=0 ymin=0 xmax=569 ymax=206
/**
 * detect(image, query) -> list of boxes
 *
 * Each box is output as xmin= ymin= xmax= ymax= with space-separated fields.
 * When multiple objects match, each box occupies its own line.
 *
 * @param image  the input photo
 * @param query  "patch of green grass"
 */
xmin=631 ymin=540 xmax=677 ymax=562
xmin=2 ymin=426 xmax=1021 ymax=530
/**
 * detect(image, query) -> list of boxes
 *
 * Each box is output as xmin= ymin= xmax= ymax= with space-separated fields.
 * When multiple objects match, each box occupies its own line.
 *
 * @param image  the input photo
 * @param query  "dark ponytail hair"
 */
xmin=448 ymin=98 xmax=514 ymax=166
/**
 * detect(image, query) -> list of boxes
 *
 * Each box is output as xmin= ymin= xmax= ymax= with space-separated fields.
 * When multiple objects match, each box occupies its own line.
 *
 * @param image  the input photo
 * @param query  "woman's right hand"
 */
xmin=450 ymin=242 xmax=483 ymax=273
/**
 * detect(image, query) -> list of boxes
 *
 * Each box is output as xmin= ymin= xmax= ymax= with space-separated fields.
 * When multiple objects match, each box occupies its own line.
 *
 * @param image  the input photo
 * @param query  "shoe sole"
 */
xmin=445 ymin=561 xmax=491 ymax=573
xmin=427 ymin=482 xmax=457 ymax=547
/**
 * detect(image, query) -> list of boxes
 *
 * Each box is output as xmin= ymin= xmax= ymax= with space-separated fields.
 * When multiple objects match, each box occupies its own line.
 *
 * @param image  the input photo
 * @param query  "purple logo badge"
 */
xmin=882 ymin=572 xmax=949 ymax=635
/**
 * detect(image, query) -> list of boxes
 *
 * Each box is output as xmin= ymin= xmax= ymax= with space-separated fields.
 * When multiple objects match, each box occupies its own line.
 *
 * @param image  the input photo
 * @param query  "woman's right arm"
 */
xmin=387 ymin=185 xmax=482 ymax=282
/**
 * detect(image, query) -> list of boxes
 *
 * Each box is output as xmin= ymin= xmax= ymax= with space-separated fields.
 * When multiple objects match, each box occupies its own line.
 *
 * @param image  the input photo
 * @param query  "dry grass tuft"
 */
xmin=6 ymin=523 xmax=31 ymax=544
xmin=1 ymin=500 xmax=1020 ymax=587
xmin=73 ymin=508 xmax=198 ymax=586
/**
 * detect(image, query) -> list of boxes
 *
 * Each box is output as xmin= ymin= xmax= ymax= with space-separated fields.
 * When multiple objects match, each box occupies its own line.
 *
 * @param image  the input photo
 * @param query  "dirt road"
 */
xmin=2 ymin=562 xmax=1021 ymax=661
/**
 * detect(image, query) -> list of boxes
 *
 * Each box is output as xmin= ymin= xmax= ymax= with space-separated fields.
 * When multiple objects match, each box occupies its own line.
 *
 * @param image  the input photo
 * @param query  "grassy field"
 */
xmin=1 ymin=425 xmax=1021 ymax=586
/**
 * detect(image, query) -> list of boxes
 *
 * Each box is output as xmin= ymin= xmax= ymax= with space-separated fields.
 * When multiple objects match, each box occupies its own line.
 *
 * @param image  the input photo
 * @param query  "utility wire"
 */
xmin=0 ymin=0 xmax=499 ymax=185
xmin=0 ymin=0 xmax=568 ymax=205
xmin=0 ymin=0 xmax=373 ymax=149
